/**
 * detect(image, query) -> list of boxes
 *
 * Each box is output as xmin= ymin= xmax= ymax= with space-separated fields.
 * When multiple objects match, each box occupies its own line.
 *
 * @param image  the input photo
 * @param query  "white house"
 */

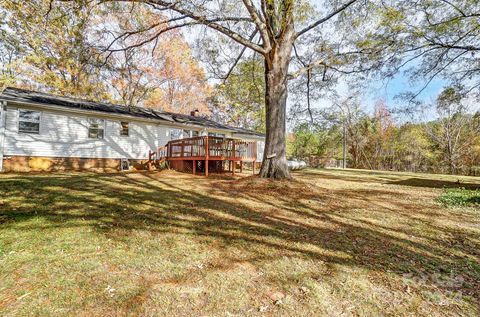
xmin=0 ymin=87 xmax=265 ymax=172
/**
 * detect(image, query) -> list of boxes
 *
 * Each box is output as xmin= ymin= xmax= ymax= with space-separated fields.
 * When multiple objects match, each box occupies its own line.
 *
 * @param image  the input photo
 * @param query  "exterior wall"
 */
xmin=0 ymin=102 xmax=6 ymax=172
xmin=3 ymin=104 xmax=170 ymax=160
xmin=256 ymin=140 xmax=265 ymax=163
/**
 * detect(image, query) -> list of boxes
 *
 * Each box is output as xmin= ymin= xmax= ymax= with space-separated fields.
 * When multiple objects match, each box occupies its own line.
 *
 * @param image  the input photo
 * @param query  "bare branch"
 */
xmin=295 ymin=0 xmax=359 ymax=38
xmin=241 ymin=0 xmax=271 ymax=51
xmin=105 ymin=21 xmax=199 ymax=53
xmin=103 ymin=19 xmax=175 ymax=52
xmin=107 ymin=0 xmax=267 ymax=54
xmin=288 ymin=59 xmax=326 ymax=79
xmin=223 ymin=30 xmax=258 ymax=81
xmin=292 ymin=44 xmax=313 ymax=123
xmin=409 ymin=50 xmax=469 ymax=101
xmin=439 ymin=0 xmax=467 ymax=17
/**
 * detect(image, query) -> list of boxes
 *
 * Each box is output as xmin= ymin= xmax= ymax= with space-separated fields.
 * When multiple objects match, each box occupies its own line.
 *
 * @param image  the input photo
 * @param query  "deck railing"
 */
xmin=166 ymin=136 xmax=257 ymax=161
xmin=148 ymin=145 xmax=168 ymax=162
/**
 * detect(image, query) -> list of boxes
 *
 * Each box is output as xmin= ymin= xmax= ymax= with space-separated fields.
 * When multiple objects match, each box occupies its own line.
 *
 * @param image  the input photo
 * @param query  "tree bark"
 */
xmin=259 ymin=29 xmax=294 ymax=179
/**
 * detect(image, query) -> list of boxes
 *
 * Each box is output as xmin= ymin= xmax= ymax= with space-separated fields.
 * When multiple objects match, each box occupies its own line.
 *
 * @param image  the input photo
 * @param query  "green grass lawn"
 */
xmin=0 ymin=169 xmax=479 ymax=316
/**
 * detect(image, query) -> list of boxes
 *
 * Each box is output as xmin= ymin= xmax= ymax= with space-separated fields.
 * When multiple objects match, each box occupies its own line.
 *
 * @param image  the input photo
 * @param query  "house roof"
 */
xmin=0 ymin=87 xmax=265 ymax=138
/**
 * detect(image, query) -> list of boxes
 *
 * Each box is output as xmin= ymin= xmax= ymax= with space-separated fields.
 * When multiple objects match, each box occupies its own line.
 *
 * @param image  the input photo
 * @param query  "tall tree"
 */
xmin=98 ymin=0 xmax=366 ymax=179
xmin=393 ymin=123 xmax=431 ymax=173
xmin=2 ymin=0 xmax=110 ymax=100
xmin=143 ymin=36 xmax=211 ymax=114
xmin=211 ymin=58 xmax=265 ymax=132
xmin=98 ymin=3 xmax=211 ymax=112
xmin=332 ymin=94 xmax=369 ymax=168
xmin=108 ymin=48 xmax=155 ymax=108
xmin=106 ymin=33 xmax=211 ymax=112
xmin=287 ymin=122 xmax=342 ymax=162
xmin=426 ymin=87 xmax=479 ymax=174
xmin=0 ymin=32 xmax=19 ymax=90
xmin=368 ymin=100 xmax=396 ymax=169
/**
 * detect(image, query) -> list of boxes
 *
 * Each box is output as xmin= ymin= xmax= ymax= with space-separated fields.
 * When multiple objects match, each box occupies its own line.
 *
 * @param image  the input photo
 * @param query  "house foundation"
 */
xmin=2 ymin=156 xmax=145 ymax=172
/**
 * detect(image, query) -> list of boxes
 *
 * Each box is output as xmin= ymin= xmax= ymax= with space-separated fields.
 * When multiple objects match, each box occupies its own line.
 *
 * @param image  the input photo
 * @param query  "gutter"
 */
xmin=0 ymin=101 xmax=6 ymax=172
xmin=232 ymin=133 xmax=265 ymax=140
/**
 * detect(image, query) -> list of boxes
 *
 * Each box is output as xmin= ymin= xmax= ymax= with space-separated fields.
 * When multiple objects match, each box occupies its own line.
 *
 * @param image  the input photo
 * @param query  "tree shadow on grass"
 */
xmin=0 ymin=172 xmax=479 ymax=308
xmin=296 ymin=170 xmax=394 ymax=184
xmin=298 ymin=169 xmax=480 ymax=190
xmin=388 ymin=178 xmax=480 ymax=189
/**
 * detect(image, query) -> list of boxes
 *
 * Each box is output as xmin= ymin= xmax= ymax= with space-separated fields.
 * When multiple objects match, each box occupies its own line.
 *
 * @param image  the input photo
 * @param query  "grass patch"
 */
xmin=0 ymin=169 xmax=479 ymax=316
xmin=437 ymin=188 xmax=480 ymax=208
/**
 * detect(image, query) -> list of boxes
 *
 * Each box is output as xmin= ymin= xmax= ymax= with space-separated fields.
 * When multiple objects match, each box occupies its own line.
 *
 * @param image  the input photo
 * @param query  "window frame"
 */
xmin=169 ymin=128 xmax=183 ymax=140
xmin=18 ymin=109 xmax=41 ymax=134
xmin=208 ymin=132 xmax=225 ymax=138
xmin=120 ymin=121 xmax=129 ymax=137
xmin=87 ymin=117 xmax=105 ymax=139
xmin=182 ymin=129 xmax=192 ymax=138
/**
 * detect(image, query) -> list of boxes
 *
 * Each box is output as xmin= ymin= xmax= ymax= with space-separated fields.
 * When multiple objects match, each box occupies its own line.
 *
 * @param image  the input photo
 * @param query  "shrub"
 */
xmin=437 ymin=188 xmax=480 ymax=208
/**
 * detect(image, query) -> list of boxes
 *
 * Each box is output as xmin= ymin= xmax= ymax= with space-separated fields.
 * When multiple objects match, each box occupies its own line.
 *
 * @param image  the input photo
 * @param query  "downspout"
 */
xmin=0 ymin=101 xmax=6 ymax=172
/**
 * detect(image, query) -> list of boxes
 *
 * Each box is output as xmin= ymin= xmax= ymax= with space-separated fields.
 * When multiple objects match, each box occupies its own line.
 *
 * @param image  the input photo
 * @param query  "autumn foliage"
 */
xmin=0 ymin=0 xmax=211 ymax=115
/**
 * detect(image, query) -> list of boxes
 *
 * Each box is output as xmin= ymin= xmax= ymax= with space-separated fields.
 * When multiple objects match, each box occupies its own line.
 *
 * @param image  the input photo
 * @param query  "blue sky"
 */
xmin=303 ymin=71 xmax=447 ymax=122
xmin=362 ymin=73 xmax=446 ymax=114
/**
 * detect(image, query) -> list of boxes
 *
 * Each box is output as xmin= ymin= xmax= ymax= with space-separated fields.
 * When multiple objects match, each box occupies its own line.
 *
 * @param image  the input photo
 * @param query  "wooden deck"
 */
xmin=149 ymin=136 xmax=257 ymax=176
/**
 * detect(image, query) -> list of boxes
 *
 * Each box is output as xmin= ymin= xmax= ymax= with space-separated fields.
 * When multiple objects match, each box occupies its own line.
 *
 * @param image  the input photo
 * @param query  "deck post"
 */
xmin=232 ymin=141 xmax=236 ymax=176
xmin=253 ymin=141 xmax=257 ymax=175
xmin=240 ymin=161 xmax=243 ymax=173
xmin=147 ymin=150 xmax=152 ymax=170
xmin=205 ymin=136 xmax=209 ymax=177
xmin=193 ymin=160 xmax=196 ymax=175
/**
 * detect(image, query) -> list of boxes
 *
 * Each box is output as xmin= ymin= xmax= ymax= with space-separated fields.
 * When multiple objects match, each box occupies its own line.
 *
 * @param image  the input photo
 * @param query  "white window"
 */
xmin=208 ymin=132 xmax=225 ymax=138
xmin=88 ymin=118 xmax=105 ymax=139
xmin=120 ymin=122 xmax=129 ymax=136
xmin=183 ymin=129 xmax=191 ymax=138
xmin=170 ymin=129 xmax=182 ymax=140
xmin=18 ymin=109 xmax=40 ymax=134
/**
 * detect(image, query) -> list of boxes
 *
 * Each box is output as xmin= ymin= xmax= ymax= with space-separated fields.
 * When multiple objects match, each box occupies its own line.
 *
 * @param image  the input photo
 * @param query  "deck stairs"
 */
xmin=147 ymin=146 xmax=168 ymax=170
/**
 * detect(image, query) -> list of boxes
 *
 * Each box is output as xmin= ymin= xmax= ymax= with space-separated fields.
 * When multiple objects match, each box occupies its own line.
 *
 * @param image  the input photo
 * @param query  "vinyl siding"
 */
xmin=256 ymin=141 xmax=265 ymax=162
xmin=3 ymin=105 xmax=170 ymax=160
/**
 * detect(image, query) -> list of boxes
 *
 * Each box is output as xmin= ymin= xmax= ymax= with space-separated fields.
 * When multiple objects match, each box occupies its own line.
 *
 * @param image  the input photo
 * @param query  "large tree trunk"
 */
xmin=259 ymin=30 xmax=294 ymax=179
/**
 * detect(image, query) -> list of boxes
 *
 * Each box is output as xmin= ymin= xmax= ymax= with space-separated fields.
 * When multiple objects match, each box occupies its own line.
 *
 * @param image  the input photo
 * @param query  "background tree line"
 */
xmin=288 ymin=87 xmax=480 ymax=176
